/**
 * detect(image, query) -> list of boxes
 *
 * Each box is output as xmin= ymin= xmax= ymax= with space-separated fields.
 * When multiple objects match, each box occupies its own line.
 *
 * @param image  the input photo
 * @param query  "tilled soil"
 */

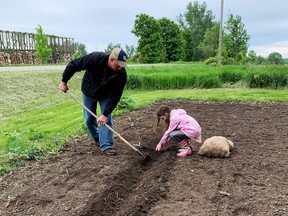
xmin=0 ymin=100 xmax=287 ymax=216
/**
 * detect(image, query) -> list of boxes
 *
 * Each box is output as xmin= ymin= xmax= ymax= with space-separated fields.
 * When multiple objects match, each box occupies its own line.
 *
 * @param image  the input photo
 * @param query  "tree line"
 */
xmin=35 ymin=1 xmax=285 ymax=65
xmin=106 ymin=1 xmax=284 ymax=65
xmin=129 ymin=1 xmax=285 ymax=65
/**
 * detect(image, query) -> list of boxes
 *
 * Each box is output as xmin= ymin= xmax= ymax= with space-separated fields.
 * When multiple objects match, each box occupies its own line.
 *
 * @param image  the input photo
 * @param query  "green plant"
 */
xmin=204 ymin=57 xmax=218 ymax=65
xmin=116 ymin=97 xmax=136 ymax=112
xmin=34 ymin=25 xmax=52 ymax=64
xmin=7 ymin=194 xmax=16 ymax=202
xmin=2 ymin=129 xmax=46 ymax=161
xmin=73 ymin=42 xmax=87 ymax=58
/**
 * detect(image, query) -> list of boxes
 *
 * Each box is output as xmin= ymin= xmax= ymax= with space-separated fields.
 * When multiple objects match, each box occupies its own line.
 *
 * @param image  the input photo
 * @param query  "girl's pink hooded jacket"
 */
xmin=159 ymin=109 xmax=202 ymax=145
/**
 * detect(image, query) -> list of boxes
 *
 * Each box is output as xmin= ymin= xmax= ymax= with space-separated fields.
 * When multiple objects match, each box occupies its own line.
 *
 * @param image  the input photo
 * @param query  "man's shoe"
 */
xmin=92 ymin=137 xmax=100 ymax=147
xmin=103 ymin=149 xmax=117 ymax=156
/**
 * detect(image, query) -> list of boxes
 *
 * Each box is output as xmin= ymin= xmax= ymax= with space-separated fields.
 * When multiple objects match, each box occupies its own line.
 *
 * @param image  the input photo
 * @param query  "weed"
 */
xmin=25 ymin=129 xmax=45 ymax=141
xmin=7 ymin=194 xmax=16 ymax=202
xmin=116 ymin=97 xmax=136 ymax=112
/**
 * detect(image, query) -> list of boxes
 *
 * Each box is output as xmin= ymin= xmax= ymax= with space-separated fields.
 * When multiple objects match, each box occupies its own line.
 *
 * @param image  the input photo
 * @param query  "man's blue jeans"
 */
xmin=82 ymin=93 xmax=114 ymax=152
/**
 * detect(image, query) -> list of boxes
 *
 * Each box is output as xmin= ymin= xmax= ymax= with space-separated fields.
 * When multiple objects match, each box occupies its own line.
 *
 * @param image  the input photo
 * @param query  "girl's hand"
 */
xmin=155 ymin=143 xmax=163 ymax=151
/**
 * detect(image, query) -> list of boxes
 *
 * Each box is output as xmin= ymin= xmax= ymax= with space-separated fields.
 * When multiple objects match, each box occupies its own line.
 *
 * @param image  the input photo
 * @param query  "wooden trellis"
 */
xmin=0 ymin=30 xmax=74 ymax=53
xmin=0 ymin=30 xmax=74 ymax=64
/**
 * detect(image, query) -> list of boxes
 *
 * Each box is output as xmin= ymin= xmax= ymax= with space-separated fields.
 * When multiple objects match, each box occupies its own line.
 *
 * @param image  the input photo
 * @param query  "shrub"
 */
xmin=204 ymin=57 xmax=218 ymax=65
xmin=116 ymin=97 xmax=136 ymax=112
xmin=34 ymin=25 xmax=52 ymax=64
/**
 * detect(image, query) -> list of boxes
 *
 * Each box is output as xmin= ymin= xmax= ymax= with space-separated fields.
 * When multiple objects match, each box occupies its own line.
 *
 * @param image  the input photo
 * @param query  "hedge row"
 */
xmin=125 ymin=65 xmax=288 ymax=89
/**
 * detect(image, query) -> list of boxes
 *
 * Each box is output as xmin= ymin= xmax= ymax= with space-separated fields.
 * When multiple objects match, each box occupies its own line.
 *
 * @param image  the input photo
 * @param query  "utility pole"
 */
xmin=218 ymin=0 xmax=224 ymax=65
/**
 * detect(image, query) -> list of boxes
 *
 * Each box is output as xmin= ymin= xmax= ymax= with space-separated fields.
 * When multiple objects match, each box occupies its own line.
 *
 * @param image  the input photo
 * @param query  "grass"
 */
xmin=126 ymin=63 xmax=288 ymax=89
xmin=0 ymin=63 xmax=287 ymax=176
xmin=125 ymin=88 xmax=288 ymax=105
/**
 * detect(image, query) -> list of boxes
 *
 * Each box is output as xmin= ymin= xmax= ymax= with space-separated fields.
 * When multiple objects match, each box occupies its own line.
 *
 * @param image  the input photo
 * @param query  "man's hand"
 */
xmin=59 ymin=81 xmax=69 ymax=92
xmin=98 ymin=115 xmax=107 ymax=125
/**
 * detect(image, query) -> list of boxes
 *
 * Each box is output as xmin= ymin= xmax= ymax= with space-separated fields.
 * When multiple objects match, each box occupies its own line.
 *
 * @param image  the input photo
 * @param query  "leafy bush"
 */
xmin=116 ymin=97 xmax=136 ymax=112
xmin=2 ymin=129 xmax=46 ymax=161
xmin=204 ymin=57 xmax=218 ymax=65
xmin=222 ymin=57 xmax=238 ymax=65
xmin=34 ymin=25 xmax=52 ymax=64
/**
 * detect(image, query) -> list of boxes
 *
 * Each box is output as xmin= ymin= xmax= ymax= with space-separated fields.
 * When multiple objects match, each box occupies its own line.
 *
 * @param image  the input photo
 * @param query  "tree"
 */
xmin=181 ymin=28 xmax=194 ymax=61
xmin=104 ymin=43 xmax=135 ymax=59
xmin=199 ymin=23 xmax=220 ymax=59
xmin=247 ymin=50 xmax=257 ymax=64
xmin=132 ymin=13 xmax=165 ymax=63
xmin=73 ymin=42 xmax=87 ymax=59
xmin=255 ymin=55 xmax=267 ymax=65
xmin=158 ymin=17 xmax=185 ymax=62
xmin=224 ymin=14 xmax=250 ymax=63
xmin=125 ymin=45 xmax=136 ymax=59
xmin=268 ymin=52 xmax=284 ymax=65
xmin=34 ymin=25 xmax=52 ymax=64
xmin=178 ymin=1 xmax=215 ymax=61
xmin=105 ymin=43 xmax=122 ymax=54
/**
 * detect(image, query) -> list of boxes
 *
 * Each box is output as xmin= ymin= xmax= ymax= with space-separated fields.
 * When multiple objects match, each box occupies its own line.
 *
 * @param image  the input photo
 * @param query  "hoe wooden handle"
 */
xmin=66 ymin=91 xmax=144 ymax=156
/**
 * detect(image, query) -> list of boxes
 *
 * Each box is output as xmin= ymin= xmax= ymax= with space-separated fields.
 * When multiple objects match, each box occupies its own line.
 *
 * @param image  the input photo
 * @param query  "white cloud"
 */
xmin=250 ymin=40 xmax=288 ymax=58
xmin=247 ymin=19 xmax=288 ymax=33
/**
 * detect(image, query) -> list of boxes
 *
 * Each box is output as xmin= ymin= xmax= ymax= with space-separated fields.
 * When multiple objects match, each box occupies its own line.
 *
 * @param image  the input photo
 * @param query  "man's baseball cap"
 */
xmin=111 ymin=47 xmax=128 ymax=67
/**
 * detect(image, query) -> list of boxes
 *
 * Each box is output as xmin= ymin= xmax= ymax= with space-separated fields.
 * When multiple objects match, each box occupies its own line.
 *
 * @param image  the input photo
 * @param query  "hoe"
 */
xmin=66 ymin=91 xmax=152 ymax=164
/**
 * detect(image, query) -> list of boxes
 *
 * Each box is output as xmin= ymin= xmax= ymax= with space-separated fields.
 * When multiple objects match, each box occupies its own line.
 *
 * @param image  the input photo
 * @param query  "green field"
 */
xmin=0 ymin=63 xmax=287 ymax=176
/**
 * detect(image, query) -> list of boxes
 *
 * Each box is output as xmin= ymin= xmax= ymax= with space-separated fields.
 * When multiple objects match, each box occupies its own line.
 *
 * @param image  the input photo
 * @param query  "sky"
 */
xmin=1 ymin=0 xmax=288 ymax=58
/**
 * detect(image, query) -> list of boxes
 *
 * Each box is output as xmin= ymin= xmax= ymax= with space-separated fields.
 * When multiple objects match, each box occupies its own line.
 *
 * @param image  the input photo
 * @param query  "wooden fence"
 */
xmin=0 ymin=30 xmax=74 ymax=64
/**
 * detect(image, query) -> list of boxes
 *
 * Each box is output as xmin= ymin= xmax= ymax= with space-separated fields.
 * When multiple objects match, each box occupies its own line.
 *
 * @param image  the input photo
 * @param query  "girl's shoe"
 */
xmin=179 ymin=140 xmax=188 ymax=149
xmin=177 ymin=148 xmax=192 ymax=157
xmin=178 ymin=146 xmax=193 ymax=153
xmin=178 ymin=140 xmax=191 ymax=150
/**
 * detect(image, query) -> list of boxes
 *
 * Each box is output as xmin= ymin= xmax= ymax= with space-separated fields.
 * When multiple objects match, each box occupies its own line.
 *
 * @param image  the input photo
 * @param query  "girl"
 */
xmin=154 ymin=105 xmax=202 ymax=157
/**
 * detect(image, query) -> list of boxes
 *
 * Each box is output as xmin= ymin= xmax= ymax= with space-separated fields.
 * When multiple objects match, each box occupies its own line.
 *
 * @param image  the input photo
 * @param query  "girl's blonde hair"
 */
xmin=153 ymin=105 xmax=171 ymax=132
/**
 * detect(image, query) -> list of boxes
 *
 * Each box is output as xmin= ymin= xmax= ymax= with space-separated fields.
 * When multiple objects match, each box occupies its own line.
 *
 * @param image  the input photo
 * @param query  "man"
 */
xmin=59 ymin=47 xmax=128 ymax=155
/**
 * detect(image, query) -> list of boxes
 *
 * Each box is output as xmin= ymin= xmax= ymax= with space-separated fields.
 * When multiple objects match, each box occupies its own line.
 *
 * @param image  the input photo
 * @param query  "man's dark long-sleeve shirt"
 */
xmin=62 ymin=52 xmax=127 ymax=116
